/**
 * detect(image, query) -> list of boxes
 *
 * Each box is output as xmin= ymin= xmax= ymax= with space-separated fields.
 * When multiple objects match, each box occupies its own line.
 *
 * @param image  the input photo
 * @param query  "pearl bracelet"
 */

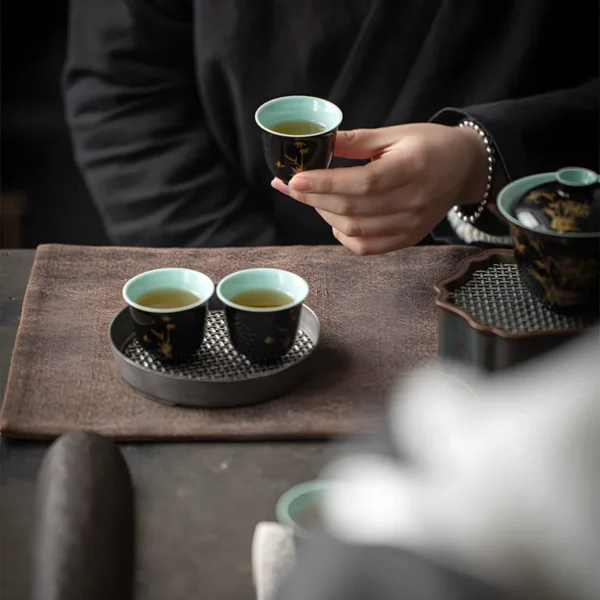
xmin=453 ymin=119 xmax=495 ymax=224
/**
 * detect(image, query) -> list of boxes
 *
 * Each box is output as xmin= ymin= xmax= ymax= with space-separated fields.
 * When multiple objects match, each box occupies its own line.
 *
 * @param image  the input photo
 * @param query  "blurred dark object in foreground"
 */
xmin=33 ymin=431 xmax=134 ymax=600
xmin=1 ymin=1 xmax=108 ymax=248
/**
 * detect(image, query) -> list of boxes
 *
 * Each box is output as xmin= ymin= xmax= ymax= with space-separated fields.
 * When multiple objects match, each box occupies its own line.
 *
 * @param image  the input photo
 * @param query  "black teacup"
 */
xmin=216 ymin=268 xmax=309 ymax=364
xmin=255 ymin=95 xmax=343 ymax=184
xmin=122 ymin=268 xmax=215 ymax=363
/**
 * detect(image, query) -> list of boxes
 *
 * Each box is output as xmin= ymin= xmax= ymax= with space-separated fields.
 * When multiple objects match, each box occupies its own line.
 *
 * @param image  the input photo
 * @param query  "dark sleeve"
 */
xmin=64 ymin=0 xmax=277 ymax=247
xmin=430 ymin=77 xmax=599 ymax=241
xmin=432 ymin=78 xmax=599 ymax=181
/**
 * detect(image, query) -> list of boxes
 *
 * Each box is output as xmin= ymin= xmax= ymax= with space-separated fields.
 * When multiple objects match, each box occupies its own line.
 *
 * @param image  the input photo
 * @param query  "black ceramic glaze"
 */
xmin=129 ymin=303 xmax=208 ymax=363
xmin=262 ymin=130 xmax=338 ymax=184
xmin=225 ymin=303 xmax=302 ymax=363
xmin=511 ymin=224 xmax=600 ymax=313
xmin=500 ymin=168 xmax=600 ymax=313
xmin=33 ymin=431 xmax=134 ymax=600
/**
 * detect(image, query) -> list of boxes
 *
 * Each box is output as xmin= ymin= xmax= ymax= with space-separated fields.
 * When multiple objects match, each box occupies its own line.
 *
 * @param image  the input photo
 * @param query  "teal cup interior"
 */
xmin=122 ymin=268 xmax=215 ymax=363
xmin=275 ymin=480 xmax=338 ymax=540
xmin=255 ymin=95 xmax=343 ymax=137
xmin=217 ymin=268 xmax=309 ymax=311
xmin=123 ymin=268 xmax=215 ymax=313
xmin=255 ymin=95 xmax=343 ymax=184
xmin=216 ymin=268 xmax=309 ymax=363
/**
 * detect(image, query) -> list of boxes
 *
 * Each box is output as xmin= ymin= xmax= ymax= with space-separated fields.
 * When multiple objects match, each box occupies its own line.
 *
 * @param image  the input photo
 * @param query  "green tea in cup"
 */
xmin=135 ymin=288 xmax=201 ymax=310
xmin=229 ymin=288 xmax=294 ymax=309
xmin=268 ymin=120 xmax=327 ymax=136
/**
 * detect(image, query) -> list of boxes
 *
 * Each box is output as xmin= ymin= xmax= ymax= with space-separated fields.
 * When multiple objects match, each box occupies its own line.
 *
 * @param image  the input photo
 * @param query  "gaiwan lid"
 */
xmin=514 ymin=167 xmax=600 ymax=235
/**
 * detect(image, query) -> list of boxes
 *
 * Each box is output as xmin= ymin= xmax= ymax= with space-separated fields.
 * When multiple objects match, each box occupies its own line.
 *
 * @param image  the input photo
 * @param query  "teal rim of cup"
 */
xmin=255 ymin=95 xmax=343 ymax=138
xmin=216 ymin=268 xmax=309 ymax=313
xmin=497 ymin=168 xmax=600 ymax=239
xmin=275 ymin=480 xmax=338 ymax=538
xmin=122 ymin=268 xmax=215 ymax=314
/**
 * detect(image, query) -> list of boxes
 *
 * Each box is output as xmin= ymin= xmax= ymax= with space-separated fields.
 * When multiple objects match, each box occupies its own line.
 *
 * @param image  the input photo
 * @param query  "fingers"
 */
xmin=316 ymin=209 xmax=410 ymax=238
xmin=272 ymin=175 xmax=415 ymax=216
xmin=332 ymin=228 xmax=411 ymax=256
xmin=334 ymin=128 xmax=402 ymax=160
xmin=271 ymin=177 xmax=291 ymax=195
xmin=274 ymin=180 xmax=410 ymax=216
xmin=289 ymin=161 xmax=401 ymax=197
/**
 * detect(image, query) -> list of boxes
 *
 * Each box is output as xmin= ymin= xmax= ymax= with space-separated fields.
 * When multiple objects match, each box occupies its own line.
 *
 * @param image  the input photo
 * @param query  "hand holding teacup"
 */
xmin=268 ymin=121 xmax=492 ymax=256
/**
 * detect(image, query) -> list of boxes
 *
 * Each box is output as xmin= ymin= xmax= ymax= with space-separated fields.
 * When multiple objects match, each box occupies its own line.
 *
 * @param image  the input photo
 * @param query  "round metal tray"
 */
xmin=109 ymin=305 xmax=320 ymax=408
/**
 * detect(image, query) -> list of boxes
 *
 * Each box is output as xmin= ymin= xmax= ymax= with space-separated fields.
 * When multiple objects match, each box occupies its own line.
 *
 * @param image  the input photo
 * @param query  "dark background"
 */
xmin=1 ymin=1 xmax=109 ymax=248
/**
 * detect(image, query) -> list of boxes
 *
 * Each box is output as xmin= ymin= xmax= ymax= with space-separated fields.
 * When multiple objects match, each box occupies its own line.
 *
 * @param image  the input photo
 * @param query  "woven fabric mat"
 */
xmin=0 ymin=244 xmax=478 ymax=440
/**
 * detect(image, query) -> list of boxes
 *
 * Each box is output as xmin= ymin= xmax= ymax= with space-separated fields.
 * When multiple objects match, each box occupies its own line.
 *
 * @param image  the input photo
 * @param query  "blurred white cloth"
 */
xmin=252 ymin=332 xmax=600 ymax=600
xmin=252 ymin=522 xmax=296 ymax=600
xmin=322 ymin=332 xmax=600 ymax=599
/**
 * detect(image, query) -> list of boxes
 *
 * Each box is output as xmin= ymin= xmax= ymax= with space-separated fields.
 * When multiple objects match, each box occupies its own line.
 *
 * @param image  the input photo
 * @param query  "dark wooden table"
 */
xmin=0 ymin=250 xmax=330 ymax=600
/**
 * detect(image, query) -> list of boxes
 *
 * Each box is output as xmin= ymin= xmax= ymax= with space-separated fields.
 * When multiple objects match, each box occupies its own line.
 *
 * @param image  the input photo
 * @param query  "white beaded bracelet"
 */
xmin=453 ymin=119 xmax=495 ymax=224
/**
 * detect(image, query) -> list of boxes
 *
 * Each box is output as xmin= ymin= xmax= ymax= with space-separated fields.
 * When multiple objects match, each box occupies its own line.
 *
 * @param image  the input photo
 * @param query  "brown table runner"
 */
xmin=0 ymin=244 xmax=479 ymax=440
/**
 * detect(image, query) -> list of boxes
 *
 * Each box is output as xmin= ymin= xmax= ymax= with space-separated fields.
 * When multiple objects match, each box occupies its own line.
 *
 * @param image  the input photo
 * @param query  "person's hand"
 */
xmin=271 ymin=123 xmax=490 ymax=255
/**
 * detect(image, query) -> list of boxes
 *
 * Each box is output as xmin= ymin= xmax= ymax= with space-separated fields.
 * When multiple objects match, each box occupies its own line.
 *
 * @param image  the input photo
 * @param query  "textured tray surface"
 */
xmin=121 ymin=310 xmax=314 ymax=381
xmin=450 ymin=262 xmax=596 ymax=335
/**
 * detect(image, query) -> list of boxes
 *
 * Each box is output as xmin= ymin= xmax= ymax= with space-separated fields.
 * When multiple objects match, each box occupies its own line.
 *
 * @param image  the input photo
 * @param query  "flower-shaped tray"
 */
xmin=434 ymin=249 xmax=597 ymax=371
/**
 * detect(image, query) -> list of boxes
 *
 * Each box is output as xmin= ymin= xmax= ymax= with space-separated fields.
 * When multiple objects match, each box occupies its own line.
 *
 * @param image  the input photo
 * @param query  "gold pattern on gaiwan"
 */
xmin=542 ymin=199 xmax=591 ymax=233
xmin=529 ymin=254 xmax=598 ymax=306
xmin=524 ymin=191 xmax=554 ymax=203
xmin=512 ymin=222 xmax=600 ymax=309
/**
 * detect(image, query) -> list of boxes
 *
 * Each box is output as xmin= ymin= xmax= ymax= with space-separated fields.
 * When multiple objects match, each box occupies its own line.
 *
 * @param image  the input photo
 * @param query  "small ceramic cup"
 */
xmin=123 ymin=268 xmax=215 ymax=363
xmin=255 ymin=95 xmax=343 ymax=183
xmin=275 ymin=480 xmax=338 ymax=542
xmin=216 ymin=268 xmax=309 ymax=364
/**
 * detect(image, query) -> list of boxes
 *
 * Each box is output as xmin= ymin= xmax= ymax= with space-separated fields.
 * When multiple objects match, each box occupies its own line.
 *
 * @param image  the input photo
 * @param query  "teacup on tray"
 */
xmin=216 ymin=268 xmax=309 ymax=364
xmin=123 ymin=268 xmax=215 ymax=363
xmin=255 ymin=95 xmax=343 ymax=184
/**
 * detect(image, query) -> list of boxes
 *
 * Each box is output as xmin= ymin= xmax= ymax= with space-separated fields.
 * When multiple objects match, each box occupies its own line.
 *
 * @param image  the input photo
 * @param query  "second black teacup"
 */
xmin=122 ymin=268 xmax=215 ymax=363
xmin=255 ymin=95 xmax=343 ymax=184
xmin=216 ymin=268 xmax=309 ymax=364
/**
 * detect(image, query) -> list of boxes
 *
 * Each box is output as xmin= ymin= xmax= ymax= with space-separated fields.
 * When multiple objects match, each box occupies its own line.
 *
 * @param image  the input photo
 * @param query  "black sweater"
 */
xmin=64 ymin=0 xmax=598 ymax=248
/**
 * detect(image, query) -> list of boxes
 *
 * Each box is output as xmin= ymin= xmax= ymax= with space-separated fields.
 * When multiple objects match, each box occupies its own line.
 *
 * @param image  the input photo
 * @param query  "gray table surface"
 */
xmin=0 ymin=250 xmax=332 ymax=600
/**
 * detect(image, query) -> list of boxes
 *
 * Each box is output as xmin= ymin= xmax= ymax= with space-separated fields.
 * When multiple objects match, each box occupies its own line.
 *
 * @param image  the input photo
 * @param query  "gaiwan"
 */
xmin=497 ymin=167 xmax=600 ymax=313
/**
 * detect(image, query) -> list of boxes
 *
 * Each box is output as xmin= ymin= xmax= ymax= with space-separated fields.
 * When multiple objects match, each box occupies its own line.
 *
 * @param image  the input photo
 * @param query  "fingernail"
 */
xmin=289 ymin=175 xmax=311 ymax=192
xmin=271 ymin=178 xmax=290 ymax=194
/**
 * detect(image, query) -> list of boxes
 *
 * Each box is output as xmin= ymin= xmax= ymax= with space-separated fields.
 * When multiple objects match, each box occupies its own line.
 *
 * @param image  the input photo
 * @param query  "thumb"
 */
xmin=334 ymin=127 xmax=402 ymax=160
